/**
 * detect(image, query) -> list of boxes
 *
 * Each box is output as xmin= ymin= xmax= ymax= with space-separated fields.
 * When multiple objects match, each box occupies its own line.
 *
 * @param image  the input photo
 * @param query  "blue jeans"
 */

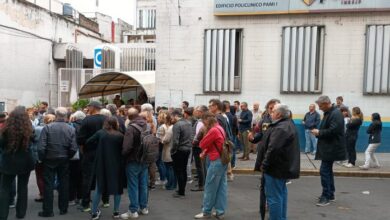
xmin=91 ymin=184 xmax=121 ymax=214
xmin=320 ymin=161 xmax=335 ymax=200
xmin=156 ymin=144 xmax=166 ymax=181
xmin=304 ymin=129 xmax=317 ymax=153
xmin=164 ymin=162 xmax=177 ymax=190
xmin=202 ymin=159 xmax=227 ymax=216
xmin=264 ymin=173 xmax=287 ymax=220
xmin=125 ymin=162 xmax=149 ymax=213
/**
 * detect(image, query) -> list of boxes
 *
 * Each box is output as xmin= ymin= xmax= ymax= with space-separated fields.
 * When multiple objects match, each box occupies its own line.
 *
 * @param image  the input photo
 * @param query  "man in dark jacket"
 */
xmin=302 ymin=104 xmax=321 ymax=154
xmin=121 ymin=108 xmax=150 ymax=219
xmin=255 ymin=104 xmax=300 ymax=220
xmin=171 ymin=108 xmax=192 ymax=198
xmin=311 ymin=96 xmax=346 ymax=207
xmin=76 ymin=101 xmax=106 ymax=212
xmin=38 ymin=107 xmax=78 ymax=217
xmin=238 ymin=102 xmax=253 ymax=161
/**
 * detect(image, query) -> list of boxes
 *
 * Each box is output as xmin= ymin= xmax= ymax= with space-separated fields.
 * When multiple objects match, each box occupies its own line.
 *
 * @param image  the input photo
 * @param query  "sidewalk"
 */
xmin=231 ymin=152 xmax=390 ymax=178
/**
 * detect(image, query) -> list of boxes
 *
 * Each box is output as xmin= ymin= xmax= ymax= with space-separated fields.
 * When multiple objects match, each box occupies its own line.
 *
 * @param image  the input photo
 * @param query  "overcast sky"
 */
xmin=62 ymin=0 xmax=136 ymax=25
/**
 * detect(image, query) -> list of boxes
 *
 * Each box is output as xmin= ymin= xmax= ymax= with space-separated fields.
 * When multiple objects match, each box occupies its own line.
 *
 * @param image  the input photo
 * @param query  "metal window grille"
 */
xmin=138 ymin=9 xmax=156 ymax=29
xmin=120 ymin=46 xmax=156 ymax=71
xmin=281 ymin=26 xmax=325 ymax=93
xmin=203 ymin=29 xmax=242 ymax=93
xmin=364 ymin=25 xmax=390 ymax=95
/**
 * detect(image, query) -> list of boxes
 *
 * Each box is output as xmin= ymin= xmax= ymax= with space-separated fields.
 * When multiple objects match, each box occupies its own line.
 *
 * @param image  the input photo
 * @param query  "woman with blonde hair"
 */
xmin=344 ymin=107 xmax=363 ymax=168
xmin=159 ymin=111 xmax=176 ymax=190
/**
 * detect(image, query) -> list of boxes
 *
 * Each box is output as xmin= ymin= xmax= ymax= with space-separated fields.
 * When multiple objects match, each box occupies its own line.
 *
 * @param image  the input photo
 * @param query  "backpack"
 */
xmin=130 ymin=123 xmax=160 ymax=164
xmin=215 ymin=127 xmax=233 ymax=165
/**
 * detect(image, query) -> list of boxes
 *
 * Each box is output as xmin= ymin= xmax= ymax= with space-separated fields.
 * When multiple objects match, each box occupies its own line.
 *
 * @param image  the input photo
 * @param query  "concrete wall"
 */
xmin=94 ymin=12 xmax=113 ymax=42
xmin=155 ymin=0 xmax=390 ymax=118
xmin=0 ymin=0 xmax=104 ymax=111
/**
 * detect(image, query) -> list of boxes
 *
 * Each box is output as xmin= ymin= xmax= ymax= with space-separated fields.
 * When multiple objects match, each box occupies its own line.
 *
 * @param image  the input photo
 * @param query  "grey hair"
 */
xmin=274 ymin=104 xmax=290 ymax=119
xmin=99 ymin=109 xmax=112 ymax=117
xmin=316 ymin=95 xmax=331 ymax=104
xmin=72 ymin=111 xmax=86 ymax=121
xmin=195 ymin=105 xmax=208 ymax=113
xmin=106 ymin=104 xmax=117 ymax=115
xmin=55 ymin=107 xmax=68 ymax=119
xmin=141 ymin=103 xmax=154 ymax=113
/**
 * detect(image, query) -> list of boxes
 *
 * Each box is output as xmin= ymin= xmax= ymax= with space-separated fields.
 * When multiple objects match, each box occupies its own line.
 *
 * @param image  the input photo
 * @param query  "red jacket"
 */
xmin=200 ymin=125 xmax=225 ymax=161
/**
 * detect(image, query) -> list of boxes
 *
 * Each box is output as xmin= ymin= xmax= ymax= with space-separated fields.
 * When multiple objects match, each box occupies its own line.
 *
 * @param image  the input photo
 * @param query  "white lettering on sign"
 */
xmin=216 ymin=2 xmax=278 ymax=9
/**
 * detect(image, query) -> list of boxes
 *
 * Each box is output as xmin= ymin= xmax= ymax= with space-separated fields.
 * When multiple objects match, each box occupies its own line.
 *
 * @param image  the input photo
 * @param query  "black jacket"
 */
xmin=76 ymin=114 xmax=106 ymax=154
xmin=367 ymin=120 xmax=382 ymax=144
xmin=315 ymin=105 xmax=347 ymax=162
xmin=87 ymin=129 xmax=124 ymax=195
xmin=122 ymin=116 xmax=147 ymax=163
xmin=171 ymin=118 xmax=192 ymax=154
xmin=345 ymin=118 xmax=362 ymax=140
xmin=255 ymin=118 xmax=300 ymax=179
xmin=38 ymin=120 xmax=78 ymax=161
xmin=0 ymin=136 xmax=35 ymax=175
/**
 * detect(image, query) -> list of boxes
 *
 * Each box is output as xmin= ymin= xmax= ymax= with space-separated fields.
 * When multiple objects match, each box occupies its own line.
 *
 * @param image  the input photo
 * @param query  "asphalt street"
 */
xmin=6 ymin=175 xmax=390 ymax=220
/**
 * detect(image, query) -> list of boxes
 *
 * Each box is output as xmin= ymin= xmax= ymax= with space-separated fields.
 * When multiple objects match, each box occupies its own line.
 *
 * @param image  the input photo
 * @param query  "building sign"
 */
xmin=214 ymin=0 xmax=390 ymax=16
xmin=60 ymin=80 xmax=70 ymax=92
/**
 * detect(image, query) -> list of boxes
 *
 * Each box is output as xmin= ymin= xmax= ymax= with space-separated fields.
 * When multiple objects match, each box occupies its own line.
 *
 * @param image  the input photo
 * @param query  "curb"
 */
xmin=230 ymin=169 xmax=390 ymax=178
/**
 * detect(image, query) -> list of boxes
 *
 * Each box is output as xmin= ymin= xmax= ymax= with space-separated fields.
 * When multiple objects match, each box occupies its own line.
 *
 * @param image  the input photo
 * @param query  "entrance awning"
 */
xmin=78 ymin=71 xmax=155 ymax=99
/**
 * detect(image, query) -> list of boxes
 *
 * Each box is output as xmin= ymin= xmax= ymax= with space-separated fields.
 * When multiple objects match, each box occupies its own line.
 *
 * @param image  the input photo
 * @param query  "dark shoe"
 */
xmin=172 ymin=193 xmax=185 ymax=198
xmin=316 ymin=197 xmax=330 ymax=207
xmin=59 ymin=210 xmax=67 ymax=215
xmin=112 ymin=211 xmax=120 ymax=219
xmin=191 ymin=187 xmax=204 ymax=192
xmin=38 ymin=212 xmax=54 ymax=217
xmin=91 ymin=210 xmax=101 ymax=220
xmin=317 ymin=195 xmax=335 ymax=202
xmin=35 ymin=198 xmax=44 ymax=202
xmin=16 ymin=214 xmax=25 ymax=219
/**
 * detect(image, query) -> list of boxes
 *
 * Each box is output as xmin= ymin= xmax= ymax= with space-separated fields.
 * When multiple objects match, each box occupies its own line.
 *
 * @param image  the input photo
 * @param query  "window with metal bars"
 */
xmin=138 ymin=9 xmax=156 ymax=30
xmin=203 ymin=29 xmax=242 ymax=93
xmin=281 ymin=26 xmax=325 ymax=93
xmin=364 ymin=25 xmax=390 ymax=95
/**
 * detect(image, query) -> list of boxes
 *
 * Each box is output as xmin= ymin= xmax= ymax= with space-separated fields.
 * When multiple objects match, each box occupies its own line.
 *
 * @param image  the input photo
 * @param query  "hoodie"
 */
xmin=122 ymin=116 xmax=147 ymax=163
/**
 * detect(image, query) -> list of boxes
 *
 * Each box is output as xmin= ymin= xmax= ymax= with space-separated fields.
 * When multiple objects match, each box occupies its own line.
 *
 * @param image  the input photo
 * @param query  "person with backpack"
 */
xmin=121 ymin=108 xmax=151 ymax=219
xmin=171 ymin=108 xmax=193 ymax=198
xmin=194 ymin=112 xmax=227 ymax=219
xmin=86 ymin=117 xmax=124 ymax=220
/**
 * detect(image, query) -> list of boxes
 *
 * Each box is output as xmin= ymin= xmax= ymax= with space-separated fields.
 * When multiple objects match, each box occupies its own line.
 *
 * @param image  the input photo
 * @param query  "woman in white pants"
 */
xmin=360 ymin=113 xmax=382 ymax=170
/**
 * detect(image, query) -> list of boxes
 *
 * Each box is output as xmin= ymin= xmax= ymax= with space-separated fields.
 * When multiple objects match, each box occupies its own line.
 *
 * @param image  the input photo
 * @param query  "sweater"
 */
xmin=200 ymin=125 xmax=225 ymax=161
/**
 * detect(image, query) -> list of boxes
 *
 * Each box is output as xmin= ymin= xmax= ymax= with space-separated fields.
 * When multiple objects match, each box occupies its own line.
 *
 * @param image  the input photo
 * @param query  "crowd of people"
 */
xmin=0 ymin=95 xmax=383 ymax=220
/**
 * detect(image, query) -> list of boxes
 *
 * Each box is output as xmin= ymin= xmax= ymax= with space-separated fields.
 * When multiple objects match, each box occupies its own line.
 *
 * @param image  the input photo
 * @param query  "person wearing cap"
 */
xmin=76 ymin=101 xmax=107 ymax=212
xmin=311 ymin=96 xmax=346 ymax=207
xmin=170 ymin=108 xmax=192 ymax=198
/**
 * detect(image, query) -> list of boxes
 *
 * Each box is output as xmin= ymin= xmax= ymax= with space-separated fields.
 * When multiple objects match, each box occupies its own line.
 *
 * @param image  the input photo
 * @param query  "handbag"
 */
xmin=214 ymin=128 xmax=233 ymax=165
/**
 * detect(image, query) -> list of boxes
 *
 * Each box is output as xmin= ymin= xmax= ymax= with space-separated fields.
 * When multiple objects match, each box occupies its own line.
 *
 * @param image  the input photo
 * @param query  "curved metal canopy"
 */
xmin=78 ymin=71 xmax=155 ymax=99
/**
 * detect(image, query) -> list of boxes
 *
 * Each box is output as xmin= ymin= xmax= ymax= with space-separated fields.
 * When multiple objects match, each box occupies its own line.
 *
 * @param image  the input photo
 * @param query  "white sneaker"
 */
xmin=140 ymin=208 xmax=149 ymax=215
xmin=359 ymin=165 xmax=369 ymax=170
xmin=120 ymin=211 xmax=139 ymax=219
xmin=344 ymin=163 xmax=354 ymax=168
xmin=227 ymin=175 xmax=234 ymax=182
xmin=155 ymin=180 xmax=165 ymax=186
xmin=194 ymin=213 xmax=211 ymax=219
xmin=341 ymin=162 xmax=349 ymax=166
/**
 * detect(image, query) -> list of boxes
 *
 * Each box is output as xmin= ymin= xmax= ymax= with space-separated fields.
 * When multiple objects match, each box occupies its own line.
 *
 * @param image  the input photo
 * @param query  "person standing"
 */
xmin=238 ymin=102 xmax=253 ymax=161
xmin=194 ymin=112 xmax=228 ymax=219
xmin=159 ymin=111 xmax=176 ymax=190
xmin=302 ymin=104 xmax=321 ymax=155
xmin=191 ymin=105 xmax=208 ymax=192
xmin=77 ymin=101 xmax=107 ymax=212
xmin=87 ymin=117 xmax=124 ymax=220
xmin=68 ymin=111 xmax=85 ymax=206
xmin=359 ymin=113 xmax=382 ymax=170
xmin=254 ymin=104 xmax=300 ymax=220
xmin=250 ymin=102 xmax=262 ymax=154
xmin=121 ymin=108 xmax=150 ymax=219
xmin=344 ymin=107 xmax=363 ymax=168
xmin=38 ymin=107 xmax=78 ymax=217
xmin=311 ymin=96 xmax=346 ymax=207
xmin=0 ymin=106 xmax=35 ymax=220
xmin=171 ymin=109 xmax=192 ymax=198
xmin=106 ymin=104 xmax=126 ymax=134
